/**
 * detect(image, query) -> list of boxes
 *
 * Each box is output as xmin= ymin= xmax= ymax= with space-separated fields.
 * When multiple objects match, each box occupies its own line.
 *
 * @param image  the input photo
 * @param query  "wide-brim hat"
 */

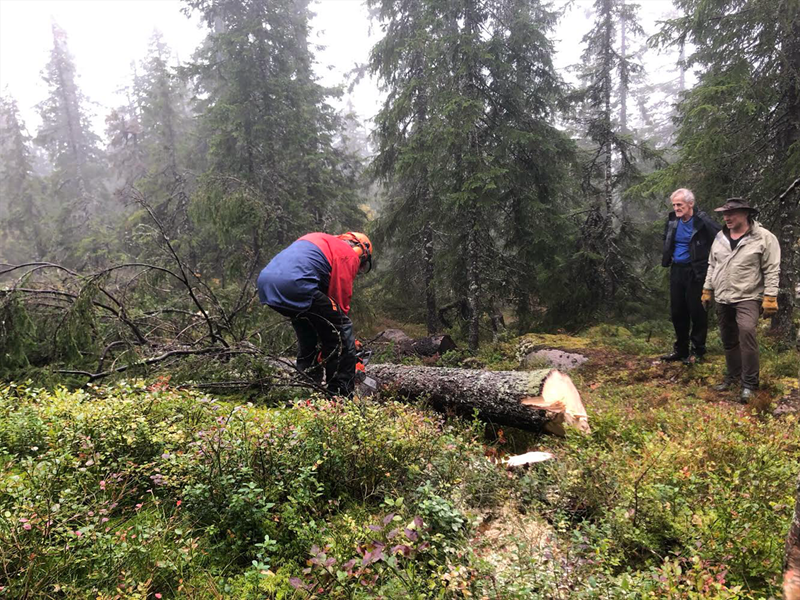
xmin=713 ymin=197 xmax=758 ymax=215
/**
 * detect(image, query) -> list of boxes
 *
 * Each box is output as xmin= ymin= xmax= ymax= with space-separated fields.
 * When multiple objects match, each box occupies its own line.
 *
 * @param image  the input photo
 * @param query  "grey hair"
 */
xmin=671 ymin=188 xmax=695 ymax=206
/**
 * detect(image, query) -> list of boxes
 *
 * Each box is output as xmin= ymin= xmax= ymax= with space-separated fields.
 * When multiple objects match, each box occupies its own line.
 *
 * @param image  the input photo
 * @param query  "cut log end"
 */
xmin=521 ymin=370 xmax=590 ymax=436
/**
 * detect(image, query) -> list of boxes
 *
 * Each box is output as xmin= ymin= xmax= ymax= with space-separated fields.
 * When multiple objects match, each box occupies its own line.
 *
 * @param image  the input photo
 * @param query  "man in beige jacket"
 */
xmin=701 ymin=198 xmax=781 ymax=402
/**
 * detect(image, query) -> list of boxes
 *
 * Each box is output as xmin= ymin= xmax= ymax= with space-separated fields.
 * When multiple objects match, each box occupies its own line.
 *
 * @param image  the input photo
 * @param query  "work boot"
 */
xmin=661 ymin=351 xmax=689 ymax=362
xmin=739 ymin=387 xmax=755 ymax=404
xmin=712 ymin=377 xmax=737 ymax=392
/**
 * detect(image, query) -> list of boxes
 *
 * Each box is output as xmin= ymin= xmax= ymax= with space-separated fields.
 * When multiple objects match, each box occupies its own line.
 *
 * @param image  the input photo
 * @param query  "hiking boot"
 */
xmin=661 ymin=351 xmax=689 ymax=362
xmin=712 ymin=378 xmax=737 ymax=392
xmin=739 ymin=387 xmax=756 ymax=404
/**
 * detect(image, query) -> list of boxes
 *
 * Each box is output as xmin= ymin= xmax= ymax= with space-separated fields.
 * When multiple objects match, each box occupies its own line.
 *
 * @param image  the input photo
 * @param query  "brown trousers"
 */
xmin=716 ymin=300 xmax=761 ymax=389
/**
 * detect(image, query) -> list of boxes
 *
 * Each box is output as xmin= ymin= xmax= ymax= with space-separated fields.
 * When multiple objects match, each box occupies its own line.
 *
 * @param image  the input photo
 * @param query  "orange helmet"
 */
xmin=338 ymin=231 xmax=373 ymax=273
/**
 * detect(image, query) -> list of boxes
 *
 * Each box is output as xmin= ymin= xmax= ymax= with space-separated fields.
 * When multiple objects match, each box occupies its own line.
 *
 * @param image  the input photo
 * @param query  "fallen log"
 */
xmin=366 ymin=363 xmax=588 ymax=436
xmin=373 ymin=329 xmax=457 ymax=357
xmin=785 ymin=472 xmax=800 ymax=600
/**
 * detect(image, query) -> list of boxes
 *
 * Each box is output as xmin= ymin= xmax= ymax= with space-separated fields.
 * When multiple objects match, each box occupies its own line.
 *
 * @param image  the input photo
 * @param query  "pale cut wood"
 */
xmin=366 ymin=363 xmax=589 ymax=435
xmin=504 ymin=452 xmax=554 ymax=467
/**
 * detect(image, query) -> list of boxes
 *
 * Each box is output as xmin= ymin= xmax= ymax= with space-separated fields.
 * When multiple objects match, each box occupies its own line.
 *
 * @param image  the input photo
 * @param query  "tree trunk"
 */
xmin=785 ymin=471 xmax=800 ymax=600
xmin=366 ymin=363 xmax=589 ymax=436
xmin=771 ymin=12 xmax=800 ymax=342
xmin=602 ymin=5 xmax=613 ymax=222
xmin=773 ymin=189 xmax=797 ymax=340
xmin=467 ymin=207 xmax=480 ymax=351
xmin=489 ymin=300 xmax=506 ymax=341
xmin=372 ymin=329 xmax=456 ymax=357
xmin=619 ymin=0 xmax=628 ymax=135
xmin=423 ymin=224 xmax=438 ymax=334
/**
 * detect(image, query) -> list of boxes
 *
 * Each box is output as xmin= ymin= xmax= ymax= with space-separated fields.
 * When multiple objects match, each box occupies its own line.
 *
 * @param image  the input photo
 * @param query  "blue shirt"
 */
xmin=257 ymin=240 xmax=332 ymax=312
xmin=673 ymin=216 xmax=694 ymax=264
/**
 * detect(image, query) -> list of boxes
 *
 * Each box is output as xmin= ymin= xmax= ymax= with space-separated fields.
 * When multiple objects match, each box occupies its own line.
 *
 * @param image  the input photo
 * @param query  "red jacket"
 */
xmin=299 ymin=233 xmax=360 ymax=314
xmin=257 ymin=233 xmax=360 ymax=314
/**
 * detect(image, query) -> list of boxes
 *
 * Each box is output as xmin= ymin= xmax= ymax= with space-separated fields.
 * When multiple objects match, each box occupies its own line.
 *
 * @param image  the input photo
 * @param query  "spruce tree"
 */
xmin=35 ymin=23 xmax=107 ymax=266
xmin=181 ymin=0 xmax=363 ymax=280
xmin=568 ymin=0 xmax=652 ymax=321
xmin=117 ymin=32 xmax=196 ymax=239
xmin=369 ymin=0 xmax=575 ymax=345
xmin=0 ymin=94 xmax=46 ymax=262
xmin=105 ymin=97 xmax=146 ymax=193
xmin=368 ymin=0 xmax=445 ymax=333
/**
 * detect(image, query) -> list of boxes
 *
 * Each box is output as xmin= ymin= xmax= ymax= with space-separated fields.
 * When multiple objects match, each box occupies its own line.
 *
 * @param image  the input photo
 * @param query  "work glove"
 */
xmin=700 ymin=289 xmax=713 ymax=311
xmin=761 ymin=295 xmax=778 ymax=318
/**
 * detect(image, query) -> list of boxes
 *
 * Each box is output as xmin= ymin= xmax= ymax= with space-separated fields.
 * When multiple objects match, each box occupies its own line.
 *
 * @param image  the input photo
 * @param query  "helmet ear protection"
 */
xmin=338 ymin=232 xmax=373 ymax=273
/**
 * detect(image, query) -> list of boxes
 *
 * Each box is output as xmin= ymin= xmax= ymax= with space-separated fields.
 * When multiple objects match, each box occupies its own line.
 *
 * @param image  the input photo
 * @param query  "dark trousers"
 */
xmin=270 ymin=290 xmax=357 ymax=397
xmin=716 ymin=300 xmax=761 ymax=390
xmin=669 ymin=263 xmax=708 ymax=357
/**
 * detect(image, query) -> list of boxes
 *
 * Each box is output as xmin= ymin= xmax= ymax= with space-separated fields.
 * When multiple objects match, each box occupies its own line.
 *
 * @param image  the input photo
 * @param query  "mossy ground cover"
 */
xmin=1 ymin=322 xmax=798 ymax=598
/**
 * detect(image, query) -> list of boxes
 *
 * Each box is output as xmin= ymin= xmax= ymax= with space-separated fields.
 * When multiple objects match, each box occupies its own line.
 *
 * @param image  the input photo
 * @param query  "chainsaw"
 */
xmin=316 ymin=339 xmax=378 ymax=392
xmin=354 ymin=339 xmax=378 ymax=391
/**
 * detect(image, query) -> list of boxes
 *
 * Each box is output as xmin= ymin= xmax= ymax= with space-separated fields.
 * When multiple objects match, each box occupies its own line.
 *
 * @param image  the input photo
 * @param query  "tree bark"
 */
xmin=423 ymin=224 xmax=438 ymax=334
xmin=366 ymin=363 xmax=589 ymax=436
xmin=373 ymin=329 xmax=456 ymax=357
xmin=467 ymin=206 xmax=480 ymax=351
xmin=772 ymin=12 xmax=800 ymax=342
xmin=785 ymin=471 xmax=800 ymax=600
xmin=489 ymin=300 xmax=506 ymax=341
xmin=619 ymin=0 xmax=628 ymax=135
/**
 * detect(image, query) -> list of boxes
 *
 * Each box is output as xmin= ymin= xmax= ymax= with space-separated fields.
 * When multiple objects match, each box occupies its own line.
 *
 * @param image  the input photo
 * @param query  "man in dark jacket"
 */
xmin=257 ymin=231 xmax=373 ymax=397
xmin=661 ymin=188 xmax=721 ymax=364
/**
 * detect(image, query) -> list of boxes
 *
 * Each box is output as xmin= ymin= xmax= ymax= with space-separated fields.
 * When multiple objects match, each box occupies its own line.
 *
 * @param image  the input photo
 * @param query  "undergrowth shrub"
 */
xmin=1 ymin=321 xmax=796 ymax=598
xmin=528 ymin=376 xmax=800 ymax=596
xmin=0 ymin=381 xmax=495 ymax=598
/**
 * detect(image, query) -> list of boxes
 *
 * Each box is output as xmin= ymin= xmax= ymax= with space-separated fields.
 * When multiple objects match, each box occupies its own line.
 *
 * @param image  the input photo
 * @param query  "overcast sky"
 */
xmin=0 ymin=0 xmax=681 ymax=140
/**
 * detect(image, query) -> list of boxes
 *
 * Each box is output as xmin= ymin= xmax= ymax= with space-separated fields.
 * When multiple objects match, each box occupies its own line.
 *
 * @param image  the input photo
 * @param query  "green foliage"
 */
xmin=0 ymin=293 xmax=34 ymax=376
xmin=0 ymin=94 xmax=47 ymax=263
xmin=34 ymin=24 xmax=110 ymax=267
xmin=181 ymin=0 xmax=365 ymax=283
xmin=651 ymin=0 xmax=800 ymax=211
xmin=0 ymin=380 xmax=493 ymax=597
xmin=518 ymin=334 xmax=799 ymax=597
xmin=1 ymin=324 xmax=797 ymax=597
xmin=53 ymin=282 xmax=100 ymax=365
xmin=368 ymin=0 xmax=577 ymax=340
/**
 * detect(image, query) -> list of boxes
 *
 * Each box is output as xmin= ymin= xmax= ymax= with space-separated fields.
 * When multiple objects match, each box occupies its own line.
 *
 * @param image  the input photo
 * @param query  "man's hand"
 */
xmin=701 ymin=289 xmax=713 ymax=311
xmin=761 ymin=295 xmax=778 ymax=318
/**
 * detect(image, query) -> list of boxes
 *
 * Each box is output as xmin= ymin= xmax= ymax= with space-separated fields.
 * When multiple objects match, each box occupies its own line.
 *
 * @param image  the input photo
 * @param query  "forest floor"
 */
xmin=463 ymin=324 xmax=799 ymax=598
xmin=1 ymin=321 xmax=798 ymax=598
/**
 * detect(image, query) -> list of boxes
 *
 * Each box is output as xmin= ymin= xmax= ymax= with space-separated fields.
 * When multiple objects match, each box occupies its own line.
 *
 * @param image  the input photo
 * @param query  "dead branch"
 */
xmin=56 ymin=347 xmax=255 ymax=382
xmin=130 ymin=190 xmax=227 ymax=348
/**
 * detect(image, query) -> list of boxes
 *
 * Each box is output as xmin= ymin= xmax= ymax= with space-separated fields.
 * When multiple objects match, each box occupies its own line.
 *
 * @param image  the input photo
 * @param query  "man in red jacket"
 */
xmin=257 ymin=232 xmax=373 ymax=396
